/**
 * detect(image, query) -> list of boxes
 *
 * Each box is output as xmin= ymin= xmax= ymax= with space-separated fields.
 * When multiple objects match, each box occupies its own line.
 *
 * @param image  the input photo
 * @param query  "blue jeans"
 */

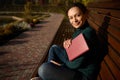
xmin=38 ymin=62 xmax=76 ymax=80
xmin=47 ymin=45 xmax=68 ymax=64
xmin=38 ymin=45 xmax=77 ymax=80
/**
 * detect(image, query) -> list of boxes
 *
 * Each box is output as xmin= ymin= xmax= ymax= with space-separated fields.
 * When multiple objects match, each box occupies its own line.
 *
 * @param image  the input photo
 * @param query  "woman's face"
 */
xmin=68 ymin=7 xmax=87 ymax=28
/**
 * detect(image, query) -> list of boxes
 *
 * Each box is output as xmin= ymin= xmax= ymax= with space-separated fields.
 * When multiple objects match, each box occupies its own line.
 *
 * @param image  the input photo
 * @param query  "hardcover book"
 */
xmin=65 ymin=33 xmax=89 ymax=61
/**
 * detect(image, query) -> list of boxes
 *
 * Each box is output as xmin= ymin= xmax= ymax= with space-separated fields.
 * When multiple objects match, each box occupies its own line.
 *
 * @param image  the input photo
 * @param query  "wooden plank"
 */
xmin=108 ymin=34 xmax=120 ymax=54
xmin=87 ymin=19 xmax=99 ymax=31
xmin=100 ymin=60 xmax=115 ymax=80
xmin=88 ymin=12 xmax=104 ymax=25
xmin=88 ymin=19 xmax=120 ymax=54
xmin=104 ymin=55 xmax=120 ymax=80
xmin=88 ymin=11 xmax=120 ymax=44
xmin=90 ymin=17 xmax=120 ymax=42
xmin=89 ymin=16 xmax=120 ymax=42
xmin=110 ymin=17 xmax=120 ymax=29
xmin=109 ymin=46 xmax=120 ymax=68
xmin=89 ymin=9 xmax=120 ymax=29
xmin=88 ymin=8 xmax=120 ymax=18
xmin=108 ymin=25 xmax=120 ymax=42
xmin=87 ymin=1 xmax=120 ymax=9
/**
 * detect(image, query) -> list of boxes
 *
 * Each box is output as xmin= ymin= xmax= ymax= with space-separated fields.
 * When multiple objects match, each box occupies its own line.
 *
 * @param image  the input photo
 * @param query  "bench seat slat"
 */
xmin=100 ymin=61 xmax=115 ymax=80
xmin=88 ymin=19 xmax=120 ymax=54
xmin=87 ymin=1 xmax=120 ymax=9
xmin=109 ymin=46 xmax=120 ymax=68
xmin=108 ymin=35 xmax=120 ymax=54
xmin=88 ymin=8 xmax=120 ymax=29
xmin=104 ymin=55 xmax=120 ymax=79
xmin=89 ymin=15 xmax=120 ymax=42
xmin=108 ymin=25 xmax=120 ymax=42
xmin=88 ymin=8 xmax=120 ymax=19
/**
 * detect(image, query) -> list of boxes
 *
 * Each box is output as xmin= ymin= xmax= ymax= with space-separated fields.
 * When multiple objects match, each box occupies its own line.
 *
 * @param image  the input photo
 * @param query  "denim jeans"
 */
xmin=38 ymin=45 xmax=76 ymax=80
xmin=38 ymin=62 xmax=76 ymax=80
xmin=47 ymin=45 xmax=68 ymax=64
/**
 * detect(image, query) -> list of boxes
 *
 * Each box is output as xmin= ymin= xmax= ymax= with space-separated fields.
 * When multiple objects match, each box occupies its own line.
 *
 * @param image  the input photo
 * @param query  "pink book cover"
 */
xmin=65 ymin=33 xmax=89 ymax=61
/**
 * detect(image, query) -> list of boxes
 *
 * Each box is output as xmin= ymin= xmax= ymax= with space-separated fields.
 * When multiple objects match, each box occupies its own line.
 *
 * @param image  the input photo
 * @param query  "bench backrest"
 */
xmin=87 ymin=0 xmax=120 ymax=80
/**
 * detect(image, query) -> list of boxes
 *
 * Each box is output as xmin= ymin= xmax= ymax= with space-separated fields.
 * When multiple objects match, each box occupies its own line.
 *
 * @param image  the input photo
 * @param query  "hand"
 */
xmin=63 ymin=39 xmax=72 ymax=49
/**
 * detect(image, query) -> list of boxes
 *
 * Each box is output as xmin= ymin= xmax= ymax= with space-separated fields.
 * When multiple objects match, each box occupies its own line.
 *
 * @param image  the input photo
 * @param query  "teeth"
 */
xmin=74 ymin=23 xmax=79 ymax=25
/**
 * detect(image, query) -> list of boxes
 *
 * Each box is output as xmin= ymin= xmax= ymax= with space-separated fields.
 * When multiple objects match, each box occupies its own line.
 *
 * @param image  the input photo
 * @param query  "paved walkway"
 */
xmin=0 ymin=13 xmax=64 ymax=80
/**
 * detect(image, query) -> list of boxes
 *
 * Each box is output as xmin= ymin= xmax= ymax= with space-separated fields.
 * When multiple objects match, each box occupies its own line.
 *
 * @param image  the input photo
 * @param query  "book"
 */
xmin=65 ymin=33 xmax=89 ymax=61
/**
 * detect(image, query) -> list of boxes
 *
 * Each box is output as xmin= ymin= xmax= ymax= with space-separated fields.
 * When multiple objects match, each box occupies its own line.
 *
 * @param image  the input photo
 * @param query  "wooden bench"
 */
xmin=87 ymin=0 xmax=120 ymax=80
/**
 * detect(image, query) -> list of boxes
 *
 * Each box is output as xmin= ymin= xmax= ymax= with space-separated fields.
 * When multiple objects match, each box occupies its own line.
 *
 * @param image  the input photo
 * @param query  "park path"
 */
xmin=0 ymin=13 xmax=64 ymax=80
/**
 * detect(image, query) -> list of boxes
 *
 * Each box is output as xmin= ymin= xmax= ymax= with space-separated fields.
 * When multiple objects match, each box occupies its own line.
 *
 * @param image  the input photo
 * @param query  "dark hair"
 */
xmin=67 ymin=2 xmax=87 ymax=14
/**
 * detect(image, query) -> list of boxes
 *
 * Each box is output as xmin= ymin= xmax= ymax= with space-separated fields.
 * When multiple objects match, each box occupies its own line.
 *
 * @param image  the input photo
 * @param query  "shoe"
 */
xmin=30 ymin=77 xmax=42 ymax=80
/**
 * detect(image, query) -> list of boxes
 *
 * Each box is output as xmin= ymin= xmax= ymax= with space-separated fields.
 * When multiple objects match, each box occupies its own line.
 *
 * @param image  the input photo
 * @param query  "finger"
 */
xmin=64 ymin=43 xmax=69 ymax=49
xmin=66 ymin=40 xmax=71 ymax=46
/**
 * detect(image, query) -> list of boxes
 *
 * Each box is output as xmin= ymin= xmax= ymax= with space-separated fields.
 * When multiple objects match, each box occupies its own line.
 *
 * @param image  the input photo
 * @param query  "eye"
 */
xmin=77 ymin=14 xmax=81 ymax=17
xmin=69 ymin=16 xmax=73 ymax=20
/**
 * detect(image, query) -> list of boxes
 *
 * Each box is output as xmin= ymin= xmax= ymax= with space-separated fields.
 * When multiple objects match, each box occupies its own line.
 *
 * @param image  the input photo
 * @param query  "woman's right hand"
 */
xmin=63 ymin=39 xmax=72 ymax=49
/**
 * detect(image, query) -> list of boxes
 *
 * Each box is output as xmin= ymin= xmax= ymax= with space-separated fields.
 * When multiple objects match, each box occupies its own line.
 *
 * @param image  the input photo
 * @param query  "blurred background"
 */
xmin=0 ymin=0 xmax=95 ymax=13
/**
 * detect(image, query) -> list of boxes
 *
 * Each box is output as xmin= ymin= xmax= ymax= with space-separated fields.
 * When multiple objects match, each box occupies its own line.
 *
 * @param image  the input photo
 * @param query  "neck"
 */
xmin=76 ymin=21 xmax=89 ymax=30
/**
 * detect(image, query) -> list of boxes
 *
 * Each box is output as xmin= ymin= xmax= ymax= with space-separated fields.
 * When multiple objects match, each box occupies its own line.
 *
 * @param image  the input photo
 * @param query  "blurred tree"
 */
xmin=24 ymin=1 xmax=32 ymax=22
xmin=73 ymin=0 xmax=76 ymax=2
xmin=35 ymin=0 xmax=39 ymax=6
xmin=82 ymin=0 xmax=95 ymax=5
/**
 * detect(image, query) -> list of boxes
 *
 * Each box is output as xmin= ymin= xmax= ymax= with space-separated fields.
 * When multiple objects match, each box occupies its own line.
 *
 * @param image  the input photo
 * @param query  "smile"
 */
xmin=73 ymin=22 xmax=80 ymax=26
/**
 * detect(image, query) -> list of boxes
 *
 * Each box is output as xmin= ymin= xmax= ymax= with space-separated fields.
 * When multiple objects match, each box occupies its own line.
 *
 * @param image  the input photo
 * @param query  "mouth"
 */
xmin=73 ymin=22 xmax=80 ymax=26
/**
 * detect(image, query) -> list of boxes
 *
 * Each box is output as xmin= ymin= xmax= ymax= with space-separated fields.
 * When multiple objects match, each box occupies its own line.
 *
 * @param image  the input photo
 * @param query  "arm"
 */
xmin=65 ymin=27 xmax=97 ymax=69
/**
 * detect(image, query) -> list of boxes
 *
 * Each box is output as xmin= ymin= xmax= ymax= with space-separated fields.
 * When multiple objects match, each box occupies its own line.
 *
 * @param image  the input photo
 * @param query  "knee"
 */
xmin=38 ymin=63 xmax=52 ymax=79
xmin=51 ymin=44 xmax=58 ymax=49
xmin=50 ymin=44 xmax=63 ymax=51
xmin=49 ymin=45 xmax=60 ymax=53
xmin=38 ymin=63 xmax=47 ymax=77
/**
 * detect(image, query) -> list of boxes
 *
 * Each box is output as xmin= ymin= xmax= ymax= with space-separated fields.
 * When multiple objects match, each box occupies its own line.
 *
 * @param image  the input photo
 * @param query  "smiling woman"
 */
xmin=36 ymin=2 xmax=101 ymax=80
xmin=67 ymin=5 xmax=88 ymax=29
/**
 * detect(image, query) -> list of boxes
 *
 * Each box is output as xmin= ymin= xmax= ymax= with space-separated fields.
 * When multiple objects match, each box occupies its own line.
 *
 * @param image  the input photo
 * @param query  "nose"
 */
xmin=73 ymin=17 xmax=78 ymax=22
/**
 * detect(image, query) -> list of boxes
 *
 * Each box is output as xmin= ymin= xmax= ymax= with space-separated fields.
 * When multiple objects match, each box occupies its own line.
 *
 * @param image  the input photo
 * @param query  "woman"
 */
xmin=37 ymin=2 xmax=100 ymax=80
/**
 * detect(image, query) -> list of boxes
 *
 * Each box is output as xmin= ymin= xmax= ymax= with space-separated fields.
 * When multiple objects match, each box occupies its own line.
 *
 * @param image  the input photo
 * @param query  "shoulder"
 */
xmin=82 ymin=26 xmax=96 ymax=40
xmin=83 ymin=26 xmax=95 ymax=34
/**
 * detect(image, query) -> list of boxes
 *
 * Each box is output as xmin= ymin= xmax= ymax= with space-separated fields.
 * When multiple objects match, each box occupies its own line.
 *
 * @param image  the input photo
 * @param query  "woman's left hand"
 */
xmin=63 ymin=39 xmax=72 ymax=49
